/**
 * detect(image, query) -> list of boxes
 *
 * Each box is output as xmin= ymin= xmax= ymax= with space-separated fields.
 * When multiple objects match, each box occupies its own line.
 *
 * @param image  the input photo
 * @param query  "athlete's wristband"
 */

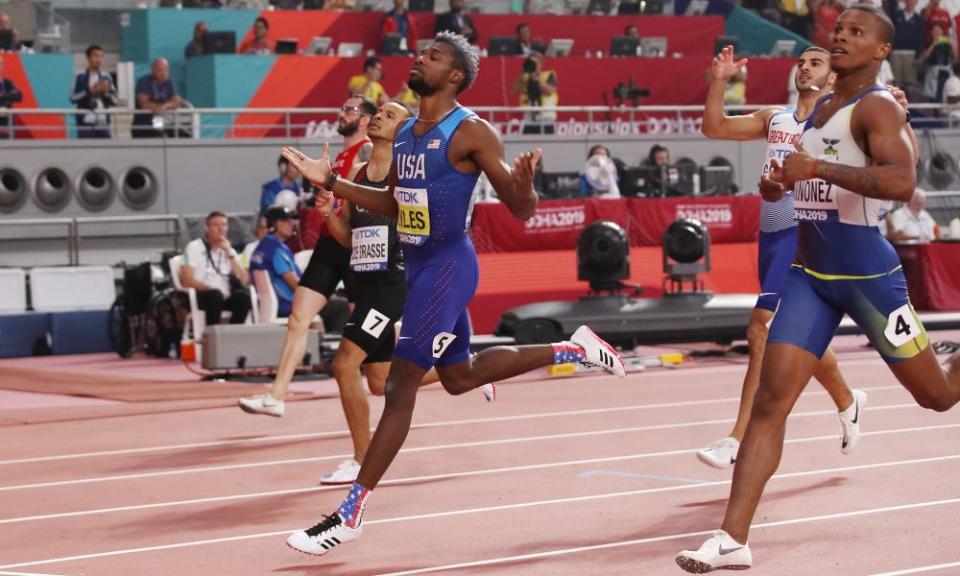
xmin=324 ymin=172 xmax=339 ymax=192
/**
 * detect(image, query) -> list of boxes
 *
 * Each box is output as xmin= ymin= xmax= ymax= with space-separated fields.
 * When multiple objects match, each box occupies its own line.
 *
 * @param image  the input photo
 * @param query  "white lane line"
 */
xmin=0 ymin=421 xmax=956 ymax=526
xmin=869 ymin=561 xmax=960 ymax=576
xmin=0 ymin=379 xmax=904 ymax=466
xmin=0 ymin=401 xmax=919 ymax=492
xmin=0 ymin=572 xmax=68 ymax=576
xmin=374 ymin=498 xmax=960 ymax=576
xmin=2 ymin=451 xmax=959 ymax=570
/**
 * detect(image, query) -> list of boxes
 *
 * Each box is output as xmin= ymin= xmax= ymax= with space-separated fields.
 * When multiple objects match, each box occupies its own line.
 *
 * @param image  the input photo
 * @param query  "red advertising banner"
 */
xmin=470 ymin=195 xmax=760 ymax=252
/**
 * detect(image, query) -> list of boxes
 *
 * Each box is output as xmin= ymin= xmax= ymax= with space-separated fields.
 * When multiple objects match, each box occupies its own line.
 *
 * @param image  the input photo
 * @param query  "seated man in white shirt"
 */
xmin=887 ymin=188 xmax=940 ymax=243
xmin=180 ymin=211 xmax=251 ymax=326
xmin=943 ymin=62 xmax=960 ymax=121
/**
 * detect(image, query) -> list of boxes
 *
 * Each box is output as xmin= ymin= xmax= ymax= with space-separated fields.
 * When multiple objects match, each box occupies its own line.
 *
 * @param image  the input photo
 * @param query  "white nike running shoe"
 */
xmin=238 ymin=393 xmax=285 ymax=417
xmin=480 ymin=383 xmax=496 ymax=402
xmin=696 ymin=437 xmax=740 ymax=470
xmin=570 ymin=325 xmax=626 ymax=377
xmin=676 ymin=530 xmax=752 ymax=573
xmin=320 ymin=459 xmax=361 ymax=485
xmin=287 ymin=513 xmax=361 ymax=556
xmin=838 ymin=389 xmax=867 ymax=455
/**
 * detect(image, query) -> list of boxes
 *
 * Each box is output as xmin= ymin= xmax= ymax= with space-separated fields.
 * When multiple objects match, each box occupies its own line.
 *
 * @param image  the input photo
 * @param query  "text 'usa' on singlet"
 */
xmin=391 ymin=106 xmax=481 ymax=264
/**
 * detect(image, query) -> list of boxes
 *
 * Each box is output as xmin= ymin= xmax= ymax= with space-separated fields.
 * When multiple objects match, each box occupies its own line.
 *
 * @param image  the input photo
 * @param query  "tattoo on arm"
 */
xmin=356 ymin=144 xmax=372 ymax=163
xmin=815 ymin=161 xmax=906 ymax=201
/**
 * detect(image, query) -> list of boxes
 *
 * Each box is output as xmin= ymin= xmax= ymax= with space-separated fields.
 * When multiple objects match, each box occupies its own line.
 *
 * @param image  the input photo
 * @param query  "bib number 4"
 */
xmin=884 ymin=304 xmax=921 ymax=348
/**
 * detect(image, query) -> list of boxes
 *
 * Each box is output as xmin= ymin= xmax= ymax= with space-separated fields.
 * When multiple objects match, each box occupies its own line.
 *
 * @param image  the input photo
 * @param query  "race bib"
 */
xmin=884 ymin=303 xmax=922 ymax=348
xmin=350 ymin=225 xmax=389 ymax=272
xmin=792 ymin=178 xmax=838 ymax=222
xmin=395 ymin=186 xmax=430 ymax=246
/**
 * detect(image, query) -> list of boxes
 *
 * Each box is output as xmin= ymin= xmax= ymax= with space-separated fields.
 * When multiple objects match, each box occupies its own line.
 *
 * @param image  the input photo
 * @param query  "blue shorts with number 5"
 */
xmin=394 ymin=238 xmax=478 ymax=371
xmin=767 ymin=265 xmax=928 ymax=364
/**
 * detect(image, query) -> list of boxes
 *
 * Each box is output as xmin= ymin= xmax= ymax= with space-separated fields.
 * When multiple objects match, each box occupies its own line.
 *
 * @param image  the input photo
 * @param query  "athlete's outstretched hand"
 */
xmin=282 ymin=144 xmax=332 ymax=188
xmin=782 ymin=140 xmax=819 ymax=189
xmin=759 ymin=159 xmax=786 ymax=202
xmin=512 ymin=148 xmax=543 ymax=194
xmin=710 ymin=45 xmax=748 ymax=83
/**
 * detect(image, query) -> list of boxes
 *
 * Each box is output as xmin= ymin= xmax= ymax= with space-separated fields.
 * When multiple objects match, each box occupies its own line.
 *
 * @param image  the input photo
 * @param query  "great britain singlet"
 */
xmin=760 ymin=108 xmax=802 ymax=234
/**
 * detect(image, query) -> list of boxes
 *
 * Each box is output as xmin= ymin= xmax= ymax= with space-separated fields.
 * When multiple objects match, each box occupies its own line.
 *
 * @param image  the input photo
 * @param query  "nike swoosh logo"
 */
xmin=345 ymin=323 xmax=355 ymax=326
xmin=718 ymin=545 xmax=744 ymax=556
xmin=758 ymin=292 xmax=777 ymax=296
xmin=851 ymin=398 xmax=859 ymax=424
xmin=394 ymin=141 xmax=407 ymax=147
xmin=398 ymin=337 xmax=412 ymax=340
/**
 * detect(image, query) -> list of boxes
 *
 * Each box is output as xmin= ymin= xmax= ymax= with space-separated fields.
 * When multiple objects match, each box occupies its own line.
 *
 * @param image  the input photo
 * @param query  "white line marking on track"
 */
xmin=373 ymin=498 xmax=960 ymax=576
xmin=869 ymin=561 xmax=960 ymax=576
xmin=0 ymin=572 xmax=68 ymax=576
xmin=0 ymin=421 xmax=957 ymax=529
xmin=0 ymin=380 xmax=903 ymax=466
xmin=1 ymin=451 xmax=958 ymax=570
xmin=0 ymin=401 xmax=919 ymax=492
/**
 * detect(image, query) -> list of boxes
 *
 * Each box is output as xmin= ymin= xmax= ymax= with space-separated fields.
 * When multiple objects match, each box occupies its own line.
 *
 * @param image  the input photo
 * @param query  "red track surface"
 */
xmin=2 ymin=334 xmax=959 ymax=576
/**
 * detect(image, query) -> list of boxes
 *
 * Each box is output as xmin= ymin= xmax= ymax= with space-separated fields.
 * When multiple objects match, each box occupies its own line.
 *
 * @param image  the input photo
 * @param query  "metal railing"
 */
xmin=2 ymin=103 xmax=957 ymax=140
xmin=0 ymin=214 xmax=182 ymax=265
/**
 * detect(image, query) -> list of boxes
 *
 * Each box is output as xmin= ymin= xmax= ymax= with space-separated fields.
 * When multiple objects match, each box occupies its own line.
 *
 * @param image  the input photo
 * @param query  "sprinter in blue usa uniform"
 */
xmin=281 ymin=31 xmax=626 ymax=556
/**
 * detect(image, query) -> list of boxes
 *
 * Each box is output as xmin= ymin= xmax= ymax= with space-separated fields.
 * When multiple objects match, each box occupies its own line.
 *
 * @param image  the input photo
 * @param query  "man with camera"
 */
xmin=180 ymin=211 xmax=251 ymax=326
xmin=511 ymin=51 xmax=558 ymax=134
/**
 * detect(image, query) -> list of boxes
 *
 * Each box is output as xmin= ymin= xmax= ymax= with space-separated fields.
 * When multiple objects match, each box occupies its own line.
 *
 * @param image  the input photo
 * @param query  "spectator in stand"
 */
xmin=394 ymin=82 xmax=419 ymax=111
xmin=812 ymin=0 xmax=843 ymax=50
xmin=512 ymin=50 xmax=558 ymax=134
xmin=890 ymin=0 xmax=923 ymax=86
xmin=185 ymin=21 xmax=207 ymax=58
xmin=132 ymin=57 xmax=181 ymax=138
xmin=0 ymin=13 xmax=9 ymax=32
xmin=71 ymin=45 xmax=118 ymax=139
xmin=724 ymin=65 xmax=747 ymax=110
xmin=181 ymin=211 xmax=251 ymax=326
xmin=435 ymin=0 xmax=478 ymax=44
xmin=347 ymin=56 xmax=389 ymax=106
xmin=922 ymin=0 xmax=951 ymax=43
xmin=259 ymin=155 xmax=302 ymax=226
xmin=942 ymin=61 xmax=960 ymax=121
xmin=241 ymin=216 xmax=269 ymax=270
xmin=643 ymin=143 xmax=683 ymax=197
xmin=887 ymin=188 xmax=940 ymax=243
xmin=778 ymin=0 xmax=811 ymax=41
xmin=251 ymin=206 xmax=302 ymax=319
xmin=0 ymin=58 xmax=22 ymax=137
xmin=517 ymin=22 xmax=535 ymax=56
xmin=324 ymin=0 xmax=358 ymax=8
xmin=579 ymin=145 xmax=621 ymax=198
xmin=624 ymin=24 xmax=640 ymax=39
xmin=240 ymin=17 xmax=272 ymax=55
xmin=381 ymin=0 xmax=417 ymax=55
xmin=921 ymin=24 xmax=955 ymax=101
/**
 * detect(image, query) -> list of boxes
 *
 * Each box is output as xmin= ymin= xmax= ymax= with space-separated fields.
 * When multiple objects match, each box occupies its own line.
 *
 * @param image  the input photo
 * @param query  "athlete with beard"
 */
xmin=696 ymin=46 xmax=866 ymax=471
xmin=677 ymin=6 xmax=960 ymax=572
xmin=281 ymin=31 xmax=626 ymax=556
xmin=238 ymin=95 xmax=375 ymax=418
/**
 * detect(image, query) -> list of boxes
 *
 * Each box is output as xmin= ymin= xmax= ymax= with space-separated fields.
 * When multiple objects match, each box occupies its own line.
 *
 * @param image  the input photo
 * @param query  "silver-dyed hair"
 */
xmin=433 ymin=31 xmax=480 ymax=93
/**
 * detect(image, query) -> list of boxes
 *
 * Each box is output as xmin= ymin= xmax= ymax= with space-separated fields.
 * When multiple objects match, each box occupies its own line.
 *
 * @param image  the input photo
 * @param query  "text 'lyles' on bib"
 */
xmin=350 ymin=225 xmax=390 ymax=272
xmin=395 ymin=186 xmax=430 ymax=246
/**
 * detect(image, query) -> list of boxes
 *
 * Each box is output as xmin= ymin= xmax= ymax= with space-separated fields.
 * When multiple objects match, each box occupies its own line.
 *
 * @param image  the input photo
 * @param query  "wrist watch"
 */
xmin=324 ymin=172 xmax=339 ymax=191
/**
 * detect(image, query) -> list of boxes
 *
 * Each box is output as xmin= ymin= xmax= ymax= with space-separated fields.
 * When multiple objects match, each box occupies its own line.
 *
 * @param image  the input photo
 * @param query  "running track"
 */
xmin=1 ymin=339 xmax=959 ymax=576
